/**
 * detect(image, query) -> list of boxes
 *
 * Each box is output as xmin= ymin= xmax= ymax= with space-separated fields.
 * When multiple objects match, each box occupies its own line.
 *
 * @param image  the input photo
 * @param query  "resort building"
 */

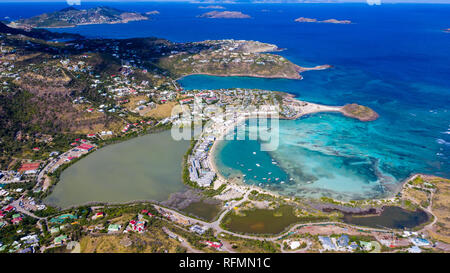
xmin=318 ymin=236 xmax=337 ymax=251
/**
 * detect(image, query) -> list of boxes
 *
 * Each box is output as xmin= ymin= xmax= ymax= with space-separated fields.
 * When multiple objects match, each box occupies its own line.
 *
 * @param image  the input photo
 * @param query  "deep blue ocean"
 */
xmin=2 ymin=2 xmax=448 ymax=200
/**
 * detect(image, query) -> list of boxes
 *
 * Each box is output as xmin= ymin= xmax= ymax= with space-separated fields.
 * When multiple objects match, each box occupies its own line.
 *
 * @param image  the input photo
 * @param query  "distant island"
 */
xmin=198 ymin=11 xmax=251 ymax=19
xmin=145 ymin=10 xmax=160 ymax=15
xmin=295 ymin=17 xmax=352 ymax=24
xmin=10 ymin=6 xmax=148 ymax=29
xmin=198 ymin=5 xmax=226 ymax=9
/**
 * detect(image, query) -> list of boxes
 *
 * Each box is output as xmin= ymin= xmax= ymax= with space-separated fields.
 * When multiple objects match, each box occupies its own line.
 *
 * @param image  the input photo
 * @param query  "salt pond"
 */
xmin=45 ymin=131 xmax=189 ymax=208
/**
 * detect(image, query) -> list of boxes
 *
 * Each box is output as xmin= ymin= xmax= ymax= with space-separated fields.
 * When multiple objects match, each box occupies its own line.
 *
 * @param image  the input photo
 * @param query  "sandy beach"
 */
xmin=205 ymin=98 xmax=345 ymax=198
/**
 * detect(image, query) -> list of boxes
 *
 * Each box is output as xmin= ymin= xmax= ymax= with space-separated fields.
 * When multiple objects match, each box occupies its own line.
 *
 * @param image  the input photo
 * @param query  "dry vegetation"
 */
xmin=140 ymin=101 xmax=177 ymax=119
xmin=79 ymin=229 xmax=182 ymax=253
xmin=341 ymin=103 xmax=379 ymax=121
xmin=426 ymin=177 xmax=450 ymax=243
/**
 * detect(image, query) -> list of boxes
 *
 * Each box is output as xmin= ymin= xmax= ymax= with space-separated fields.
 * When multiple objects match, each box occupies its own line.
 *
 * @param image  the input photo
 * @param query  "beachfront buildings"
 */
xmin=188 ymin=136 xmax=216 ymax=187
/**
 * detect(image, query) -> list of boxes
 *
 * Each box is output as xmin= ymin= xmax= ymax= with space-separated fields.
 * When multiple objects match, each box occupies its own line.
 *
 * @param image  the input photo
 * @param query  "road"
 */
xmin=11 ymin=199 xmax=46 ymax=220
xmin=156 ymin=190 xmax=391 ymax=245
xmin=162 ymin=227 xmax=203 ymax=253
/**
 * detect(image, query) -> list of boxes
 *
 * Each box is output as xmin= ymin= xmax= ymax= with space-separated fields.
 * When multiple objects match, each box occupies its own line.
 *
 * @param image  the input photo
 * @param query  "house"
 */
xmin=49 ymin=214 xmax=77 ymax=224
xmin=78 ymin=144 xmax=95 ymax=152
xmin=337 ymin=235 xmax=350 ymax=248
xmin=318 ymin=236 xmax=336 ymax=251
xmin=12 ymin=216 xmax=23 ymax=224
xmin=54 ymin=235 xmax=68 ymax=246
xmin=50 ymin=227 xmax=60 ymax=234
xmin=359 ymin=241 xmax=373 ymax=251
xmin=407 ymin=245 xmax=422 ymax=253
xmin=205 ymin=241 xmax=222 ymax=249
xmin=126 ymin=220 xmax=146 ymax=233
xmin=3 ymin=205 xmax=14 ymax=213
xmin=349 ymin=242 xmax=359 ymax=251
xmin=91 ymin=212 xmax=104 ymax=220
xmin=18 ymin=162 xmax=40 ymax=175
xmin=180 ymin=98 xmax=194 ymax=104
xmin=108 ymin=224 xmax=122 ymax=233
xmin=289 ymin=241 xmax=301 ymax=250
xmin=411 ymin=237 xmax=430 ymax=247
xmin=190 ymin=225 xmax=206 ymax=235
xmin=20 ymin=234 xmax=39 ymax=245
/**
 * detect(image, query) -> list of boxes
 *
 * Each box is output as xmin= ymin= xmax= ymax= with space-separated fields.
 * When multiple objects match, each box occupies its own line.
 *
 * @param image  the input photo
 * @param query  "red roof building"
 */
xmin=205 ymin=241 xmax=223 ymax=248
xmin=78 ymin=144 xmax=95 ymax=151
xmin=12 ymin=217 xmax=23 ymax=224
xmin=3 ymin=205 xmax=14 ymax=212
xmin=18 ymin=162 xmax=40 ymax=173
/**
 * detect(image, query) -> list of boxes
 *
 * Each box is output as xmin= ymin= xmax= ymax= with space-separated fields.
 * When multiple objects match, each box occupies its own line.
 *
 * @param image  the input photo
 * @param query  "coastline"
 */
xmin=12 ymin=18 xmax=149 ymax=30
xmin=176 ymin=65 xmax=332 ymax=81
xmin=177 ymin=72 xmax=302 ymax=81
xmin=205 ymin=98 xmax=347 ymax=200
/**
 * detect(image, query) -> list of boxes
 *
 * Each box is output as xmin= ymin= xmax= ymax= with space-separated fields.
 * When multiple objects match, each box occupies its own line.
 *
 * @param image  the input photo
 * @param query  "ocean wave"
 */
xmin=436 ymin=138 xmax=450 ymax=145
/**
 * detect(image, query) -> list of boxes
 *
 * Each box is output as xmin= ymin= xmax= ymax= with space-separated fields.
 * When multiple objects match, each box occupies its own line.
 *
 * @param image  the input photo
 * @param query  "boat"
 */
xmin=256 ymin=163 xmax=261 ymax=167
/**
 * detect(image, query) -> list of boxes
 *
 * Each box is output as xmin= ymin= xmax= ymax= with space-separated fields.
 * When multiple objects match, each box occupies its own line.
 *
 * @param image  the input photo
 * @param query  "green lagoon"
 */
xmin=45 ymin=130 xmax=189 ymax=208
xmin=222 ymin=205 xmax=300 ymax=235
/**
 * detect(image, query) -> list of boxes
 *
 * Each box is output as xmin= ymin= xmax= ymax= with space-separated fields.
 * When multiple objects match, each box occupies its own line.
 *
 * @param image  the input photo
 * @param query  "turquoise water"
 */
xmin=2 ymin=2 xmax=448 ymax=201
xmin=182 ymin=74 xmax=449 ymax=200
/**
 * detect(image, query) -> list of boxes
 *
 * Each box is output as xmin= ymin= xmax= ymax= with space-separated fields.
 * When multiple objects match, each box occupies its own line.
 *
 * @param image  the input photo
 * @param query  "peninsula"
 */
xmin=159 ymin=40 xmax=330 ymax=80
xmin=198 ymin=11 xmax=251 ymax=19
xmin=280 ymin=95 xmax=378 ymax=121
xmin=10 ymin=6 xmax=148 ymax=29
